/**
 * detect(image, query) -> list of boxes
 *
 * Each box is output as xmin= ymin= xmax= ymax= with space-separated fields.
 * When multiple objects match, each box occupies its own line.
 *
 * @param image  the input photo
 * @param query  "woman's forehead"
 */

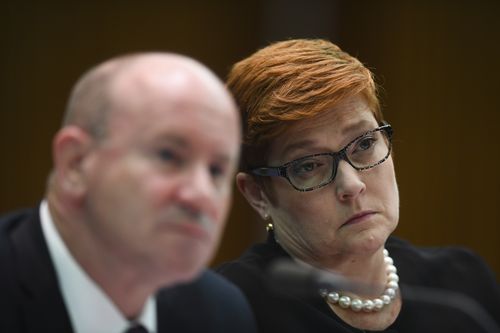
xmin=279 ymin=98 xmax=376 ymax=140
xmin=267 ymin=104 xmax=377 ymax=162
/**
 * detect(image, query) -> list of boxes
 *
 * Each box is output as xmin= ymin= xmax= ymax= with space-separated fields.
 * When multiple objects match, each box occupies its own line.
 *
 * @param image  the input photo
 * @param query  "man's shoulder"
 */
xmin=0 ymin=207 xmax=38 ymax=236
xmin=156 ymin=269 xmax=257 ymax=332
xmin=0 ymin=207 xmax=41 ymax=267
xmin=0 ymin=207 xmax=45 ymax=332
xmin=194 ymin=268 xmax=241 ymax=291
xmin=0 ymin=207 xmax=39 ymax=260
xmin=157 ymin=269 xmax=250 ymax=305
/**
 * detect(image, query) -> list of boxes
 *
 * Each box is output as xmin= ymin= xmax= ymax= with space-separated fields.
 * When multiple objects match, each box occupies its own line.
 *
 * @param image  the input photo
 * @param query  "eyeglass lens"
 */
xmin=287 ymin=129 xmax=390 ymax=191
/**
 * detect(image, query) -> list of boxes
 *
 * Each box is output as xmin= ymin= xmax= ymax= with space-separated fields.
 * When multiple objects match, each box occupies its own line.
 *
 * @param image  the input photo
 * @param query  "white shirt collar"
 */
xmin=40 ymin=200 xmax=157 ymax=333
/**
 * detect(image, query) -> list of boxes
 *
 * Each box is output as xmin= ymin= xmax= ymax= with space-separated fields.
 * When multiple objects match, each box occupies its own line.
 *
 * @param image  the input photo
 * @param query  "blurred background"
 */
xmin=1 ymin=0 xmax=499 ymax=278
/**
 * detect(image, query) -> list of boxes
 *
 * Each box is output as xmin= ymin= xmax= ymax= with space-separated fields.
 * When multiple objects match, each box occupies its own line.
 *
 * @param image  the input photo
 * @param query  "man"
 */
xmin=0 ymin=53 xmax=256 ymax=333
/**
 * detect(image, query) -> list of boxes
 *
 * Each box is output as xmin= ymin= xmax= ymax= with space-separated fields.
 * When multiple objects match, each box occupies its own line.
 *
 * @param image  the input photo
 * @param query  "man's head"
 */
xmin=48 ymin=53 xmax=240 ymax=285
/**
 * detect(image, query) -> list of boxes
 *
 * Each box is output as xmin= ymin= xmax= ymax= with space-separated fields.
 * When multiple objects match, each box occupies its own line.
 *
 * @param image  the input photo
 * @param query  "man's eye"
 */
xmin=159 ymin=149 xmax=174 ymax=160
xmin=210 ymin=164 xmax=226 ymax=179
xmin=158 ymin=149 xmax=182 ymax=165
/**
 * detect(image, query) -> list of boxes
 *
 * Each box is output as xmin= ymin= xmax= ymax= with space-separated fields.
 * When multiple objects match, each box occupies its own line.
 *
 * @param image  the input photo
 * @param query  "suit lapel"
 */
xmin=10 ymin=208 xmax=73 ymax=332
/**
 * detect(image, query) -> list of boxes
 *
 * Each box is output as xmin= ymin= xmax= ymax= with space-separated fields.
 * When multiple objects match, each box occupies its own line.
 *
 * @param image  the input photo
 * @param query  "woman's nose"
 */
xmin=334 ymin=160 xmax=366 ymax=202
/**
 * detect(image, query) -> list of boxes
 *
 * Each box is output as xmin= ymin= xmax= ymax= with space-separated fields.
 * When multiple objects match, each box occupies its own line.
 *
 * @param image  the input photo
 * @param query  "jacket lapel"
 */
xmin=10 ymin=208 xmax=73 ymax=332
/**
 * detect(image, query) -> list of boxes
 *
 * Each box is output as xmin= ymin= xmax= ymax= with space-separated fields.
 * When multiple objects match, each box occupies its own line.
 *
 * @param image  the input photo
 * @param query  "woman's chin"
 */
xmin=343 ymin=231 xmax=389 ymax=255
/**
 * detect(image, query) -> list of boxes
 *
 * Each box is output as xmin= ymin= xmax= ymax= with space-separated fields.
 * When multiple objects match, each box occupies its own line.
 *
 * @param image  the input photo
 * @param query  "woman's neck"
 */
xmin=324 ymin=248 xmax=387 ymax=297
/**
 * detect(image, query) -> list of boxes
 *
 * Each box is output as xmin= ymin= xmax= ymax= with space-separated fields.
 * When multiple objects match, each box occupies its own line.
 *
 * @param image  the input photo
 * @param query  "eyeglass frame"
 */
xmin=249 ymin=122 xmax=393 ymax=192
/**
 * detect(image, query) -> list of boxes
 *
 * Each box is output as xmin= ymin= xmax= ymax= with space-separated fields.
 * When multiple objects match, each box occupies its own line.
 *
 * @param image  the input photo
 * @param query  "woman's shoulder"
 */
xmin=218 ymin=234 xmax=288 ymax=273
xmin=386 ymin=236 xmax=495 ymax=280
xmin=387 ymin=236 xmax=500 ymax=322
xmin=215 ymin=235 xmax=298 ymax=304
xmin=217 ymin=240 xmax=277 ymax=279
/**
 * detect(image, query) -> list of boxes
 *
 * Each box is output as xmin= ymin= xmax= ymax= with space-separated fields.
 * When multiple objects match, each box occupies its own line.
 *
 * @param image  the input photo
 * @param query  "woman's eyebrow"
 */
xmin=281 ymin=139 xmax=318 ymax=158
xmin=279 ymin=119 xmax=376 ymax=160
xmin=340 ymin=119 xmax=374 ymax=136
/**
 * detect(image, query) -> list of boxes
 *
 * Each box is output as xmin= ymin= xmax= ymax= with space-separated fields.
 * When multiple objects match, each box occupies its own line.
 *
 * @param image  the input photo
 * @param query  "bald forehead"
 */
xmin=112 ymin=54 xmax=223 ymax=93
xmin=108 ymin=53 xmax=235 ymax=114
xmin=64 ymin=53 xmax=238 ymax=140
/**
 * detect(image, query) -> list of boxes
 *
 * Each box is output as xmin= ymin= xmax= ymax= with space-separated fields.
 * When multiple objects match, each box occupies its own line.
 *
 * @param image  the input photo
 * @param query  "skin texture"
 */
xmin=47 ymin=54 xmax=240 ymax=318
xmin=237 ymin=95 xmax=401 ymax=330
xmin=267 ymin=97 xmax=399 ymax=264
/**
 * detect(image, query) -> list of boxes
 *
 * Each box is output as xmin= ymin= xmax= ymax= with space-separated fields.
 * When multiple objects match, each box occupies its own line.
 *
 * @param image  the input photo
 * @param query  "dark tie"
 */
xmin=124 ymin=323 xmax=149 ymax=333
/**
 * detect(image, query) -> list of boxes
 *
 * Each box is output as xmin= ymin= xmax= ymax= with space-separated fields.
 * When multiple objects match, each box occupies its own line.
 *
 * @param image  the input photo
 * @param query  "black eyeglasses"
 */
xmin=250 ymin=123 xmax=393 ymax=192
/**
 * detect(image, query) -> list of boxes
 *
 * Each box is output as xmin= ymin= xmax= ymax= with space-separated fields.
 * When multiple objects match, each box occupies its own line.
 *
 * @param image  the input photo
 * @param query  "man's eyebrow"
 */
xmin=213 ymin=154 xmax=233 ymax=166
xmin=157 ymin=134 xmax=189 ymax=148
xmin=158 ymin=134 xmax=235 ymax=164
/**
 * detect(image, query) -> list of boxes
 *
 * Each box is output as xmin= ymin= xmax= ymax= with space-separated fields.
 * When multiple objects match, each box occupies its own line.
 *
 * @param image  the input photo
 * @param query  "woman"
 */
xmin=217 ymin=39 xmax=500 ymax=333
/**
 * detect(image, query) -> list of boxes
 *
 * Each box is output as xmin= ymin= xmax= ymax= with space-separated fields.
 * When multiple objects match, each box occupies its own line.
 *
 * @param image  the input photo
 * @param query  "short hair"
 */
xmin=62 ymin=54 xmax=142 ymax=140
xmin=227 ymin=39 xmax=383 ymax=173
xmin=63 ymin=64 xmax=114 ymax=140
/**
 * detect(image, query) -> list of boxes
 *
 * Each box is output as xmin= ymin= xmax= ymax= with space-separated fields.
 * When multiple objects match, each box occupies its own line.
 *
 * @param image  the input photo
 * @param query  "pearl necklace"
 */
xmin=320 ymin=248 xmax=399 ymax=312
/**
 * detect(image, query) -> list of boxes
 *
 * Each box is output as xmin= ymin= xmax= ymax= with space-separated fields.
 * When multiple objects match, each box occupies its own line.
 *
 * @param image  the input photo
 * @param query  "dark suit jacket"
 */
xmin=0 ymin=207 xmax=257 ymax=333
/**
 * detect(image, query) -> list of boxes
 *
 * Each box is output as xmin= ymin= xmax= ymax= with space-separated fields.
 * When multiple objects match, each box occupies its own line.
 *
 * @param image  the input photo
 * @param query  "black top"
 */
xmin=216 ymin=233 xmax=500 ymax=333
xmin=0 ymin=207 xmax=257 ymax=333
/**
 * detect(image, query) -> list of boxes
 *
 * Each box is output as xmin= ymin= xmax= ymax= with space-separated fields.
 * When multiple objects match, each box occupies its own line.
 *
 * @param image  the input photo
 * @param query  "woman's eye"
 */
xmin=354 ymin=136 xmax=376 ymax=153
xmin=300 ymin=162 xmax=315 ymax=172
xmin=292 ymin=160 xmax=322 ymax=175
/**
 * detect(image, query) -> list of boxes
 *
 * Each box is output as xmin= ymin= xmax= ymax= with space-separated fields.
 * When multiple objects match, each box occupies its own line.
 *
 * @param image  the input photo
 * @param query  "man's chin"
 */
xmin=165 ymin=252 xmax=211 ymax=283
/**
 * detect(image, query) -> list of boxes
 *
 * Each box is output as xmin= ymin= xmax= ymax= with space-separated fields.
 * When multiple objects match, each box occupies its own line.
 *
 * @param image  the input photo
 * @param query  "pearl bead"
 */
xmin=350 ymin=298 xmax=363 ymax=311
xmin=385 ymin=287 xmax=396 ymax=299
xmin=373 ymin=298 xmax=384 ymax=310
xmin=388 ymin=272 xmax=399 ymax=282
xmin=327 ymin=292 xmax=339 ymax=303
xmin=387 ymin=280 xmax=399 ymax=290
xmin=386 ymin=264 xmax=397 ymax=274
xmin=362 ymin=300 xmax=374 ymax=312
xmin=320 ymin=248 xmax=399 ymax=313
xmin=339 ymin=296 xmax=351 ymax=308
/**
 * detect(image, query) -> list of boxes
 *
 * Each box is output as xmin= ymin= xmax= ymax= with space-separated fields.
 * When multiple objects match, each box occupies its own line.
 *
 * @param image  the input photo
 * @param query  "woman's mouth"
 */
xmin=342 ymin=211 xmax=376 ymax=227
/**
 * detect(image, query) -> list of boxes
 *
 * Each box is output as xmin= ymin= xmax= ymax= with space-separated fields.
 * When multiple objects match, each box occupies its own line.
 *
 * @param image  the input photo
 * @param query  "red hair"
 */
xmin=227 ymin=39 xmax=383 ymax=172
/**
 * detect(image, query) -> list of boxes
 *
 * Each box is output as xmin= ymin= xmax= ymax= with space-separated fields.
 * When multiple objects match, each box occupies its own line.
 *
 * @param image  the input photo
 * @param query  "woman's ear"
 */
xmin=52 ymin=126 xmax=93 ymax=198
xmin=236 ymin=172 xmax=270 ymax=219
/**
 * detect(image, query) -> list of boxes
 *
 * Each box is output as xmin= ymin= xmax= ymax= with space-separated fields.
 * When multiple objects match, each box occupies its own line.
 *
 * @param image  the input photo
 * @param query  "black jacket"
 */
xmin=0 ymin=206 xmax=257 ymax=333
xmin=217 ymin=233 xmax=500 ymax=333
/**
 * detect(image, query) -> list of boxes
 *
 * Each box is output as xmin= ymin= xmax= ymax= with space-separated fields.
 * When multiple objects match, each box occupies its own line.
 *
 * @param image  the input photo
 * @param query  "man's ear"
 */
xmin=236 ymin=172 xmax=271 ymax=219
xmin=52 ymin=126 xmax=93 ymax=197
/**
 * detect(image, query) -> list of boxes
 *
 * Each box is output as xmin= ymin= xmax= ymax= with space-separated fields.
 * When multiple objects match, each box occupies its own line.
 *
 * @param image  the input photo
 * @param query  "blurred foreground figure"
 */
xmin=0 ymin=53 xmax=256 ymax=333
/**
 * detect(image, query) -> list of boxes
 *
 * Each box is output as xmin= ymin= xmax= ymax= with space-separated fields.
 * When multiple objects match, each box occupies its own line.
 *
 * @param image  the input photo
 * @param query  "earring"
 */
xmin=263 ymin=213 xmax=273 ymax=232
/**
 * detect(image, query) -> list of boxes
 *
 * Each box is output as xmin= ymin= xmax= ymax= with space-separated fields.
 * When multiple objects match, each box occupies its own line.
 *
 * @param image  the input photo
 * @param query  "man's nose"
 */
xmin=175 ymin=164 xmax=219 ymax=219
xmin=334 ymin=160 xmax=366 ymax=202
